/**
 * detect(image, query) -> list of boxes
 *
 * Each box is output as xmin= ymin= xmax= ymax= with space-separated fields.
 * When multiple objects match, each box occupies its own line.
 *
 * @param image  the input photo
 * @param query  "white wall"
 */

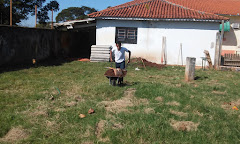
xmin=96 ymin=19 xmax=219 ymax=66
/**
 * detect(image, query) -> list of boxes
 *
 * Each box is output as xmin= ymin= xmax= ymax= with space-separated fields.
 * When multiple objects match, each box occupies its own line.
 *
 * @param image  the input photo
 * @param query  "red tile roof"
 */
xmin=88 ymin=0 xmax=229 ymax=21
xmin=167 ymin=0 xmax=240 ymax=16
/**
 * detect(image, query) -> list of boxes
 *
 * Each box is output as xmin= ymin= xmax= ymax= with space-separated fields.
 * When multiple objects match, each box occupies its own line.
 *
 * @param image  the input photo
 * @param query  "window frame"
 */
xmin=115 ymin=27 xmax=138 ymax=44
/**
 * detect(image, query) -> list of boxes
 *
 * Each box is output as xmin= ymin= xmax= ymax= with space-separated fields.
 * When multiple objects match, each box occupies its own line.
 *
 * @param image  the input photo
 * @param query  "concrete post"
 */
xmin=185 ymin=57 xmax=196 ymax=81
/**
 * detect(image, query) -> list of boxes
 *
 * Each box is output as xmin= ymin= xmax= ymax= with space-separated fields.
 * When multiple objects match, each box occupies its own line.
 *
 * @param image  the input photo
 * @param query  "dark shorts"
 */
xmin=116 ymin=61 xmax=125 ymax=69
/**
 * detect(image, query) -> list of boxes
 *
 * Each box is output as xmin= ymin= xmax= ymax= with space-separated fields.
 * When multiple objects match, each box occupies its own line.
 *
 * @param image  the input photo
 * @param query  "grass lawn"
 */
xmin=0 ymin=60 xmax=240 ymax=143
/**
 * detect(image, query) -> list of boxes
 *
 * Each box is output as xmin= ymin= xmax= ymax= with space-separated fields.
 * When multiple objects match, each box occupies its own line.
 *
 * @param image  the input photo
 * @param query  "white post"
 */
xmin=185 ymin=57 xmax=196 ymax=81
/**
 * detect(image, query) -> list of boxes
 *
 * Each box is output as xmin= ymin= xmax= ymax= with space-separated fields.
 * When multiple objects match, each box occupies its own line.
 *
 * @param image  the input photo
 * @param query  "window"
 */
xmin=115 ymin=27 xmax=137 ymax=44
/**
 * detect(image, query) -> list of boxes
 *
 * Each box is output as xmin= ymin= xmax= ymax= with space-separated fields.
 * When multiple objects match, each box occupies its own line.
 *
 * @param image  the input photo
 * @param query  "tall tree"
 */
xmin=56 ymin=6 xmax=97 ymax=23
xmin=0 ymin=0 xmax=59 ymax=25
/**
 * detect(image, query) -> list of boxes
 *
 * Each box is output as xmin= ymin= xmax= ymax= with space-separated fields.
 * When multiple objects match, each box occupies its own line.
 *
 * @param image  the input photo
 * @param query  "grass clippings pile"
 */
xmin=0 ymin=127 xmax=29 ymax=143
xmin=98 ymin=88 xmax=148 ymax=113
xmin=155 ymin=96 xmax=163 ymax=102
xmin=95 ymin=120 xmax=109 ymax=142
xmin=166 ymin=101 xmax=180 ymax=106
xmin=170 ymin=119 xmax=199 ymax=132
xmin=144 ymin=108 xmax=155 ymax=114
xmin=170 ymin=109 xmax=188 ymax=117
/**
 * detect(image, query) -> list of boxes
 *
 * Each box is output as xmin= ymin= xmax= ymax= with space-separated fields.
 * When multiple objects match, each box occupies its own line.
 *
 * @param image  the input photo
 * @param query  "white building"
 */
xmin=165 ymin=0 xmax=240 ymax=56
xmin=89 ymin=0 xmax=229 ymax=66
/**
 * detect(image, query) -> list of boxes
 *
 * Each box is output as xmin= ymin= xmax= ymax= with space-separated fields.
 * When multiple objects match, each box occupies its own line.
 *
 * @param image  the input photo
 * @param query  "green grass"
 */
xmin=0 ymin=61 xmax=240 ymax=143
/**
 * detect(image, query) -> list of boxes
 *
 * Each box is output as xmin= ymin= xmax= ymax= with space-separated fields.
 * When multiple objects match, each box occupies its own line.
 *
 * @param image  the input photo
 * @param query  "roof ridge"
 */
xmin=162 ymin=0 xmax=228 ymax=20
xmin=88 ymin=0 xmax=155 ymax=16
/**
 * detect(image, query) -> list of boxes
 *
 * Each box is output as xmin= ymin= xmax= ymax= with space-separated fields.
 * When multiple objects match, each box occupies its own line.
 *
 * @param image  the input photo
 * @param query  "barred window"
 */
xmin=115 ymin=27 xmax=137 ymax=44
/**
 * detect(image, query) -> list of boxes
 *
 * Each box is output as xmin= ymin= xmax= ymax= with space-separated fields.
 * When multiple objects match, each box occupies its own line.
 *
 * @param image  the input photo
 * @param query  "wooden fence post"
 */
xmin=10 ymin=0 xmax=12 ymax=26
xmin=35 ymin=5 xmax=37 ymax=28
xmin=185 ymin=57 xmax=196 ymax=81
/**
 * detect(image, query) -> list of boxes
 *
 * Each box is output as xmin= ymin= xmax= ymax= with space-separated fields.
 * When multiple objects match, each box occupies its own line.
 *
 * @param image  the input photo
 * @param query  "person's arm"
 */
xmin=128 ymin=50 xmax=131 ymax=63
xmin=110 ymin=50 xmax=113 ymax=62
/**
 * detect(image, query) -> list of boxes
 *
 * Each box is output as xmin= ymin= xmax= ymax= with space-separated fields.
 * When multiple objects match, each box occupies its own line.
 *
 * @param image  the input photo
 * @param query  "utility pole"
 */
xmin=10 ymin=0 xmax=12 ymax=26
xmin=51 ymin=9 xmax=53 ymax=29
xmin=35 ymin=5 xmax=37 ymax=28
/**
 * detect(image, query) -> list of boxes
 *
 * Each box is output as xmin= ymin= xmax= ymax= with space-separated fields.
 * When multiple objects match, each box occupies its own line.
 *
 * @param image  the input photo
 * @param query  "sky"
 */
xmin=20 ymin=0 xmax=132 ymax=27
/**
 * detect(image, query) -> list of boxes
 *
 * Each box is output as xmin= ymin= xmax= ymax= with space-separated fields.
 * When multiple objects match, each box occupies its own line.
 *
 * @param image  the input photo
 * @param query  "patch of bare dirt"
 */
xmin=64 ymin=85 xmax=83 ymax=97
xmin=144 ymin=108 xmax=155 ymax=114
xmin=193 ymin=110 xmax=204 ymax=117
xmin=54 ymin=108 xmax=65 ymax=112
xmin=83 ymin=126 xmax=93 ymax=138
xmin=95 ymin=120 xmax=110 ymax=142
xmin=32 ymin=110 xmax=48 ymax=117
xmin=155 ymin=97 xmax=163 ymax=102
xmin=212 ymin=91 xmax=226 ymax=95
xmin=46 ymin=120 xmax=55 ymax=127
xmin=169 ymin=92 xmax=176 ymax=97
xmin=170 ymin=109 xmax=188 ymax=117
xmin=82 ymin=142 xmax=94 ymax=144
xmin=95 ymin=120 xmax=107 ymax=138
xmin=170 ymin=119 xmax=199 ymax=132
xmin=138 ymin=98 xmax=149 ymax=105
xmin=65 ymin=101 xmax=77 ymax=107
xmin=98 ymin=88 xmax=148 ymax=113
xmin=27 ymin=101 xmax=49 ymax=117
xmin=104 ymin=114 xmax=125 ymax=130
xmin=183 ymin=105 xmax=191 ymax=110
xmin=0 ymin=127 xmax=29 ymax=143
xmin=124 ymin=88 xmax=136 ymax=97
xmin=222 ymin=99 xmax=240 ymax=110
xmin=175 ymin=84 xmax=182 ymax=87
xmin=112 ymin=122 xmax=124 ymax=130
xmin=75 ymin=96 xmax=83 ymax=102
xmin=166 ymin=101 xmax=180 ymax=106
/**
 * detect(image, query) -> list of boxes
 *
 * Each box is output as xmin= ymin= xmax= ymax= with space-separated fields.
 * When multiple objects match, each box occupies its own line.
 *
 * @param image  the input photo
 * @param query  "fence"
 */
xmin=223 ymin=54 xmax=240 ymax=67
xmin=0 ymin=25 xmax=95 ymax=66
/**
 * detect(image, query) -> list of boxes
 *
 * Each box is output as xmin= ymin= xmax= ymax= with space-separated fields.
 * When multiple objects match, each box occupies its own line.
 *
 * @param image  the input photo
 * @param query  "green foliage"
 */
xmin=56 ymin=6 xmax=97 ymax=22
xmin=36 ymin=22 xmax=52 ymax=29
xmin=0 ymin=0 xmax=59 ymax=25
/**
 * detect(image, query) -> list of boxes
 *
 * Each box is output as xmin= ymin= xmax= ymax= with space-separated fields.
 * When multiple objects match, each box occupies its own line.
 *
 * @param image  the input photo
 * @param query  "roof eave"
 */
xmin=95 ymin=17 xmax=226 ymax=23
xmin=217 ymin=14 xmax=240 ymax=17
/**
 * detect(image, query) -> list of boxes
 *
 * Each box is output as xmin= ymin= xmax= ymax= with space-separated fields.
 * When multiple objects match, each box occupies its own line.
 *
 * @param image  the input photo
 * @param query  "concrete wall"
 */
xmin=96 ymin=19 xmax=220 ymax=66
xmin=222 ymin=16 xmax=240 ymax=54
xmin=0 ymin=26 xmax=95 ymax=66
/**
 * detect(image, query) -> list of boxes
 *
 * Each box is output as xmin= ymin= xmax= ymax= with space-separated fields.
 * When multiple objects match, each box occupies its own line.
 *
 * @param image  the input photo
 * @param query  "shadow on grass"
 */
xmin=0 ymin=58 xmax=74 ymax=74
xmin=110 ymin=81 xmax=139 ymax=87
xmin=122 ymin=81 xmax=139 ymax=87
xmin=194 ymin=76 xmax=208 ymax=80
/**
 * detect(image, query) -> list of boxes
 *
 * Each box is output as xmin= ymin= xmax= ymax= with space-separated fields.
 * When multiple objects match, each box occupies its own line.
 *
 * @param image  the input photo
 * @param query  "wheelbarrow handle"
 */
xmin=110 ymin=61 xmax=113 ymax=68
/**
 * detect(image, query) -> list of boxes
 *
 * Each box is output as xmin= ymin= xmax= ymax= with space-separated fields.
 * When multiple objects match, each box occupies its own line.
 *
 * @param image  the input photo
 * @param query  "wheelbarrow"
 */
xmin=104 ymin=63 xmax=128 ymax=86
